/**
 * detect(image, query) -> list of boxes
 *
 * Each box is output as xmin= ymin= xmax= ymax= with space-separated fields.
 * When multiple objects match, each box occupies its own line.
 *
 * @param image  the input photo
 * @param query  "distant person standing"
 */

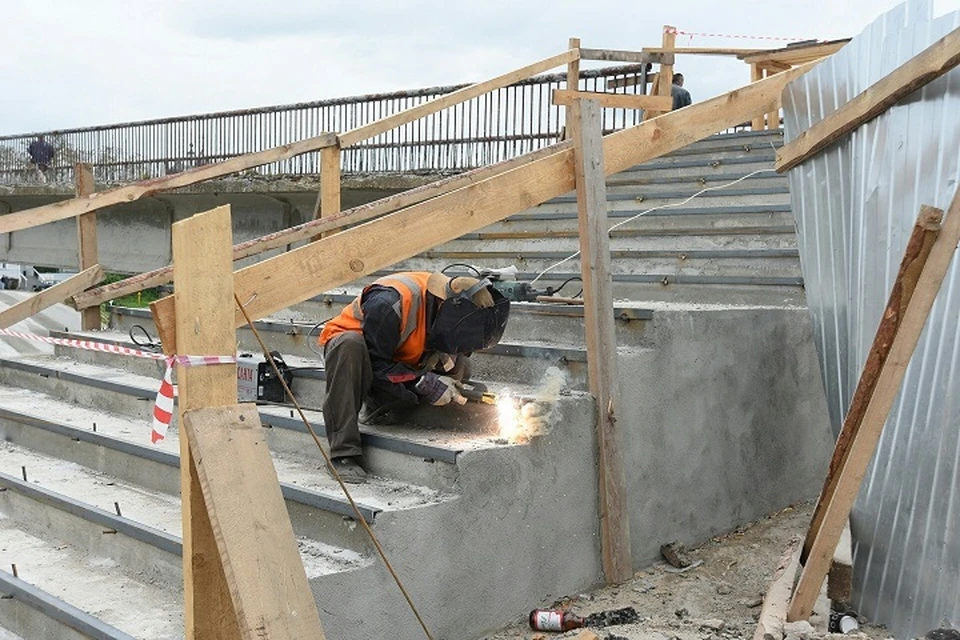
xmin=671 ymin=73 xmax=692 ymax=110
xmin=27 ymin=135 xmax=56 ymax=182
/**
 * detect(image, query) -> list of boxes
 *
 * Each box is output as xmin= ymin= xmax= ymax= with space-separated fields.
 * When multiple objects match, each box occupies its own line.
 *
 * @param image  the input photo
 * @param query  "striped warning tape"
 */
xmin=0 ymin=328 xmax=236 ymax=444
xmin=665 ymin=26 xmax=815 ymax=42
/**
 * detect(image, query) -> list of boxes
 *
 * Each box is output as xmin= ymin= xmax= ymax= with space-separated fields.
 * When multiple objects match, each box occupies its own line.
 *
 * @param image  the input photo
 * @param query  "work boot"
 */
xmin=359 ymin=398 xmax=405 ymax=426
xmin=330 ymin=457 xmax=367 ymax=484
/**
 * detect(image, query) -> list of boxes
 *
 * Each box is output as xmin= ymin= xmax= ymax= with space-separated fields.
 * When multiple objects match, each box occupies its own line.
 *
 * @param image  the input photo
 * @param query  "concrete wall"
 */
xmin=0 ymin=184 xmax=403 ymax=273
xmin=619 ymin=305 xmax=834 ymax=564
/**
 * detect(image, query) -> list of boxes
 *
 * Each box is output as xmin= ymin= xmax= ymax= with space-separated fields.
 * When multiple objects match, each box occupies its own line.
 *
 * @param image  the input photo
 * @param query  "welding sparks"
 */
xmin=497 ymin=391 xmax=520 ymax=441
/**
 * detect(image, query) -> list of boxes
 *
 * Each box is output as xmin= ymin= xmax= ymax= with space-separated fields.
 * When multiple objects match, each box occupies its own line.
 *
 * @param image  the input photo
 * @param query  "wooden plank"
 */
xmin=150 ymin=62 xmax=813 ymax=352
xmin=564 ymin=37 xmax=581 ymax=144
xmin=753 ymin=537 xmax=801 ymax=640
xmin=0 ymin=265 xmax=104 ymax=330
xmin=166 ymin=205 xmax=241 ymax=639
xmin=553 ymin=89 xmax=673 ymax=111
xmin=777 ymin=27 xmax=960 ymax=172
xmin=765 ymin=68 xmax=781 ymax=130
xmin=827 ymin=522 xmax=853 ymax=604
xmin=312 ymin=145 xmax=342 ymax=240
xmin=572 ymin=98 xmax=632 ymax=583
xmin=580 ymin=48 xmax=672 ymax=64
xmin=801 ymin=206 xmax=943 ymax=564
xmin=182 ymin=405 xmax=326 ymax=639
xmin=740 ymin=40 xmax=849 ymax=64
xmin=339 ymin=49 xmax=579 ymax=148
xmin=643 ymin=46 xmax=767 ymax=56
xmin=644 ymin=25 xmax=676 ymax=121
xmin=750 ymin=64 xmax=765 ymax=131
xmin=0 ymin=133 xmax=337 ymax=236
xmin=72 ymin=139 xmax=573 ymax=310
xmin=787 ymin=189 xmax=960 ymax=621
xmin=74 ymin=163 xmax=100 ymax=331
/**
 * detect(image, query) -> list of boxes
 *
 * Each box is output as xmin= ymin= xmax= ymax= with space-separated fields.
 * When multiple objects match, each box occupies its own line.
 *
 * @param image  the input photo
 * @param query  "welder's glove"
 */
xmin=449 ymin=277 xmax=494 ymax=308
xmin=414 ymin=372 xmax=467 ymax=406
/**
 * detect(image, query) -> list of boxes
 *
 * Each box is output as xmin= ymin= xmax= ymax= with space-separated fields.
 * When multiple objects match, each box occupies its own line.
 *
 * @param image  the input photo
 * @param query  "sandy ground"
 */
xmin=482 ymin=502 xmax=892 ymax=640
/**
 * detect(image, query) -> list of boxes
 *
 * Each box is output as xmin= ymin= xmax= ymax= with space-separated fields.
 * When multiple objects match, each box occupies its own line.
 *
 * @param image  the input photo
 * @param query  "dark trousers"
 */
xmin=322 ymin=332 xmax=473 ymax=460
xmin=323 ymin=332 xmax=372 ymax=459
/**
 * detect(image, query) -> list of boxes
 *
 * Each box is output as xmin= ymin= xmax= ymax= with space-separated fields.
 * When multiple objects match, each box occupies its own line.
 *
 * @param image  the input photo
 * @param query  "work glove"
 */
xmin=414 ymin=372 xmax=467 ymax=406
xmin=449 ymin=277 xmax=494 ymax=308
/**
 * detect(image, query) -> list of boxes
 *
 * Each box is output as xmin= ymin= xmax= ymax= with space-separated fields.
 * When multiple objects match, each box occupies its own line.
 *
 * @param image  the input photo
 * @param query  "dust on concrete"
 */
xmin=482 ymin=502 xmax=893 ymax=640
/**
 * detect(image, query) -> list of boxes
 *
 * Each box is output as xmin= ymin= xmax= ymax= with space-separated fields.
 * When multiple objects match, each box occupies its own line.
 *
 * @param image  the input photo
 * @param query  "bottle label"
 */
xmin=534 ymin=611 xmax=563 ymax=631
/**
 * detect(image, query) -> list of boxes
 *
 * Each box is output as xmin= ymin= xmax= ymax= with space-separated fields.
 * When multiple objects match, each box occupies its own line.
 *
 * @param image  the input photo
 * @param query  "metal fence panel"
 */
xmin=782 ymin=1 xmax=960 ymax=636
xmin=0 ymin=64 xmax=673 ymax=185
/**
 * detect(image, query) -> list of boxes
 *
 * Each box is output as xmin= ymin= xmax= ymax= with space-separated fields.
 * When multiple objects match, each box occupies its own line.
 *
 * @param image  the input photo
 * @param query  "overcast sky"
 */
xmin=2 ymin=0 xmax=957 ymax=135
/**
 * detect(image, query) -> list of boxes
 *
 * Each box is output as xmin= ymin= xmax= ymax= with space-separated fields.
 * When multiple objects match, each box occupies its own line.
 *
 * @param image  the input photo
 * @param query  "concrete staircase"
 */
xmin=0 ymin=130 xmax=833 ymax=639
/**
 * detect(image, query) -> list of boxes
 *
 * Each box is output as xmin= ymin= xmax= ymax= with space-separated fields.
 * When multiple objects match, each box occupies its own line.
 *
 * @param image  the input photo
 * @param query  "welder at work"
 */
xmin=317 ymin=271 xmax=511 ymax=483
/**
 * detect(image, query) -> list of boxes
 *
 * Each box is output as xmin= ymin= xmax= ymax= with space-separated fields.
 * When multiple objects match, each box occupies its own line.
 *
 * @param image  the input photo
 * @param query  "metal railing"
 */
xmin=0 ymin=64 xmax=686 ymax=185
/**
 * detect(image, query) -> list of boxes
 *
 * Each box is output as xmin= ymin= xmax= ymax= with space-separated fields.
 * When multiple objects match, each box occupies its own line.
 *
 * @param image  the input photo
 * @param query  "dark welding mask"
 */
xmin=427 ymin=282 xmax=510 ymax=354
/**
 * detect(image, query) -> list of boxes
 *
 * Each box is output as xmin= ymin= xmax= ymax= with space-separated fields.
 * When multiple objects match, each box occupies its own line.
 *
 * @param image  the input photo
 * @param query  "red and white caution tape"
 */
xmin=0 ymin=328 xmax=235 ymax=445
xmin=665 ymin=26 xmax=815 ymax=42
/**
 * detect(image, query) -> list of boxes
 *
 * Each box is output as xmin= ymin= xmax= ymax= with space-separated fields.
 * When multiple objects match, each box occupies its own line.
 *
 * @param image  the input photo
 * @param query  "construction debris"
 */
xmin=659 ymin=541 xmax=693 ymax=568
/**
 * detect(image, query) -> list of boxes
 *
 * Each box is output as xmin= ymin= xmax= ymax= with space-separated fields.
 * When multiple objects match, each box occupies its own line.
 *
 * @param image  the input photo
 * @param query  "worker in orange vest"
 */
xmin=318 ymin=272 xmax=510 ymax=483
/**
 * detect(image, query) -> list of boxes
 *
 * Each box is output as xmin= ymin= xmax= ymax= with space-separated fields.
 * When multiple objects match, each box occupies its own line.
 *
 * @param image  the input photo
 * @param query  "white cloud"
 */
xmin=1 ymin=0 xmax=957 ymax=133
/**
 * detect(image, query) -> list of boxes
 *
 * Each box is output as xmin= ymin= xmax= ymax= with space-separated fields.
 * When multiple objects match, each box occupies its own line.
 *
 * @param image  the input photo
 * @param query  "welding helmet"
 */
xmin=426 ymin=273 xmax=510 ymax=354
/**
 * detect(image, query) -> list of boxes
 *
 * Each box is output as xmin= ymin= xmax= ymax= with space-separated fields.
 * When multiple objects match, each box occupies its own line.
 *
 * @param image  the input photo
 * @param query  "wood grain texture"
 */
xmin=74 ymin=163 xmax=100 ymax=330
xmin=166 ymin=205 xmax=241 ymax=639
xmin=572 ymin=98 xmax=632 ymax=583
xmin=182 ymin=405 xmax=326 ymax=639
xmin=553 ymin=89 xmax=673 ymax=111
xmin=754 ymin=537 xmax=801 ymax=640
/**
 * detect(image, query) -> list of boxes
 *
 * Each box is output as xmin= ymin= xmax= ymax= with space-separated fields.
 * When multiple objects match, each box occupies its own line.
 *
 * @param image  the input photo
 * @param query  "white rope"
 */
xmin=530 ymin=167 xmax=777 ymax=285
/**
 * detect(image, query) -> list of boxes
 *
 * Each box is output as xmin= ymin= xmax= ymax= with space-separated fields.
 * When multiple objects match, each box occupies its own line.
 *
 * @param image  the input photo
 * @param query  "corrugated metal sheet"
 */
xmin=782 ymin=1 xmax=960 ymax=636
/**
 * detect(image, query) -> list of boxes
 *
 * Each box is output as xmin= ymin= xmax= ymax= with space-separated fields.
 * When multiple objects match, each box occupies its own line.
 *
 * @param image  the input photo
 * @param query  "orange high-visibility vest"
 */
xmin=318 ymin=272 xmax=432 ymax=366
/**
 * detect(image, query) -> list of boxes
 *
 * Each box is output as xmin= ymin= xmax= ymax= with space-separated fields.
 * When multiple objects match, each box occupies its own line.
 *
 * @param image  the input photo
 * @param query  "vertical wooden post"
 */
xmin=564 ymin=37 xmax=581 ymax=142
xmin=750 ymin=64 xmax=765 ymax=131
xmin=765 ymin=67 xmax=781 ymax=130
xmin=644 ymin=25 xmax=675 ymax=121
xmin=169 ymin=205 xmax=241 ymax=639
xmin=571 ymin=98 xmax=633 ymax=583
xmin=74 ymin=163 xmax=100 ymax=331
xmin=312 ymin=144 xmax=342 ymax=240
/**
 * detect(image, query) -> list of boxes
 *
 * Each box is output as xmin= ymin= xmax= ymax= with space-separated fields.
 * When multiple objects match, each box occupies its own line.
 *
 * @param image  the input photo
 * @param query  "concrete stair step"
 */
xmin=530 ymin=190 xmax=791 ymax=215
xmin=605 ymin=168 xmax=786 ymax=189
xmin=614 ymin=156 xmax=781 ymax=181
xmin=448 ymin=228 xmax=799 ymax=252
xmin=496 ymin=206 xmax=795 ymax=234
xmin=395 ymin=249 xmax=803 ymax=280
xmin=0 ymin=517 xmax=181 ymax=639
xmin=0 ymin=386 xmax=464 ymax=554
xmin=0 ymin=374 xmax=478 ymax=494
xmin=640 ymin=130 xmax=782 ymax=157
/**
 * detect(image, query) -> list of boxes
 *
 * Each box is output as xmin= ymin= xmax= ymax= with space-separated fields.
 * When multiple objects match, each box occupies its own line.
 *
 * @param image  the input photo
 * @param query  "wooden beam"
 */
xmin=750 ymin=64 xmax=765 ymax=131
xmin=74 ymin=163 xmax=100 ymax=331
xmin=754 ymin=537 xmax=801 ymax=640
xmin=644 ymin=46 xmax=767 ymax=56
xmin=644 ymin=25 xmax=676 ymax=121
xmin=72 ymin=139 xmax=574 ymax=310
xmin=167 ymin=205 xmax=241 ymax=639
xmin=776 ymin=27 xmax=960 ymax=172
xmin=150 ymin=62 xmax=814 ymax=352
xmin=765 ymin=67 xmax=781 ymax=130
xmin=741 ymin=40 xmax=849 ymax=65
xmin=580 ymin=48 xmax=673 ymax=64
xmin=0 ymin=133 xmax=337 ymax=236
xmin=553 ymin=89 xmax=673 ymax=111
xmin=572 ymin=98 xmax=632 ymax=583
xmin=182 ymin=405 xmax=326 ymax=639
xmin=827 ymin=522 xmax=853 ymax=604
xmin=800 ymin=206 xmax=942 ymax=565
xmin=788 ymin=189 xmax=960 ymax=621
xmin=0 ymin=265 xmax=103 ymax=330
xmin=312 ymin=145 xmax=342 ymax=240
xmin=563 ymin=37 xmax=582 ymax=144
xmin=338 ymin=49 xmax=579 ymax=148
